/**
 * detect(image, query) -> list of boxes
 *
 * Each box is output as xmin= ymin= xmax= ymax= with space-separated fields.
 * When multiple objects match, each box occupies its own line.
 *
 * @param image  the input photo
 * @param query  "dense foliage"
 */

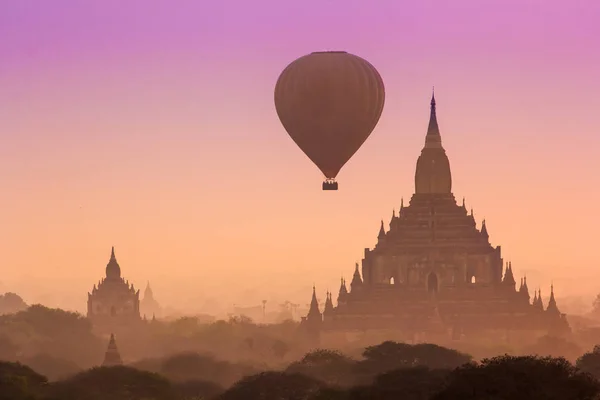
xmin=3 ymin=304 xmax=600 ymax=399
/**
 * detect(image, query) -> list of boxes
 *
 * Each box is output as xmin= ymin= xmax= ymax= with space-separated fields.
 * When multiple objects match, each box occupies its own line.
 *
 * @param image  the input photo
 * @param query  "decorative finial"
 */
xmin=401 ymin=197 xmax=404 ymax=208
xmin=462 ymin=197 xmax=465 ymax=207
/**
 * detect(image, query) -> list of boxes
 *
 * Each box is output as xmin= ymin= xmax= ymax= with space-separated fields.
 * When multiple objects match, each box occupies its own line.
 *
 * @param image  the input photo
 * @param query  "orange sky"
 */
xmin=1 ymin=0 xmax=599 ymax=315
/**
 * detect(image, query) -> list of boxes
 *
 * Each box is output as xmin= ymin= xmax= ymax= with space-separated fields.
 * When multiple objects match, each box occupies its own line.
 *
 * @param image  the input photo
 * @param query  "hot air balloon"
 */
xmin=274 ymin=51 xmax=385 ymax=190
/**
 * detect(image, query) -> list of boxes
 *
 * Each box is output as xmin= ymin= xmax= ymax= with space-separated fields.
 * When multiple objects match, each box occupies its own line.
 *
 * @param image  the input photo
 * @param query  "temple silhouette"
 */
xmin=102 ymin=333 xmax=123 ymax=367
xmin=87 ymin=247 xmax=141 ymax=332
xmin=141 ymin=281 xmax=162 ymax=319
xmin=303 ymin=93 xmax=570 ymax=341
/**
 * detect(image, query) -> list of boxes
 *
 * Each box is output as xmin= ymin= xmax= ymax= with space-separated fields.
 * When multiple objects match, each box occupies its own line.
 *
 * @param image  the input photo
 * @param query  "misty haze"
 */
xmin=1 ymin=0 xmax=599 ymax=399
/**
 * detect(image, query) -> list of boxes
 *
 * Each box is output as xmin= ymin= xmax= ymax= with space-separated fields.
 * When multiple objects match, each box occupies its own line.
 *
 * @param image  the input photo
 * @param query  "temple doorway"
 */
xmin=427 ymin=273 xmax=438 ymax=293
xmin=390 ymin=277 xmax=395 ymax=285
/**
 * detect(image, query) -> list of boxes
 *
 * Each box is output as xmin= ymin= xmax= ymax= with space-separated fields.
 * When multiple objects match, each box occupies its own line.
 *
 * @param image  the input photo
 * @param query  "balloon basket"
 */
xmin=322 ymin=180 xmax=338 ymax=191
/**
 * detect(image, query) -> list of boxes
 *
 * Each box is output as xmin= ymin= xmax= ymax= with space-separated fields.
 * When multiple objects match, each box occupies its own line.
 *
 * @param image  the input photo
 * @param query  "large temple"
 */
xmin=303 ymin=93 xmax=570 ymax=341
xmin=87 ymin=247 xmax=141 ymax=332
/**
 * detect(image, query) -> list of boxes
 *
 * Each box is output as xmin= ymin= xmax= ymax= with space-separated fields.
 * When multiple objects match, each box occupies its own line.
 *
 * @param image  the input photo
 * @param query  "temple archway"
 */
xmin=470 ymin=276 xmax=476 ymax=284
xmin=427 ymin=273 xmax=438 ymax=293
xmin=390 ymin=277 xmax=395 ymax=285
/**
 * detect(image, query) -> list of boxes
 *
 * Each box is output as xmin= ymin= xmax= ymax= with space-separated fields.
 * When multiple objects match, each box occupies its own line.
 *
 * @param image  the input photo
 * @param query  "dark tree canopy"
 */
xmin=432 ymin=355 xmax=600 ymax=400
xmin=0 ymin=292 xmax=28 ymax=315
xmin=359 ymin=341 xmax=472 ymax=376
xmin=577 ymin=345 xmax=600 ymax=380
xmin=0 ymin=361 xmax=48 ymax=400
xmin=217 ymin=371 xmax=325 ymax=400
xmin=286 ymin=349 xmax=356 ymax=387
xmin=46 ymin=365 xmax=178 ymax=400
xmin=159 ymin=351 xmax=256 ymax=387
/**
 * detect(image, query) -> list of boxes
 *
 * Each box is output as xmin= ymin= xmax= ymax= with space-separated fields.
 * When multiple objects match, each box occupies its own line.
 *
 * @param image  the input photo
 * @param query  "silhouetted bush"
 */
xmin=160 ymin=351 xmax=257 ymax=387
xmin=432 ymin=355 xmax=600 ymax=400
xmin=286 ymin=349 xmax=356 ymax=387
xmin=354 ymin=367 xmax=450 ymax=400
xmin=0 ymin=292 xmax=28 ymax=315
xmin=46 ymin=365 xmax=177 ymax=400
xmin=20 ymin=353 xmax=81 ymax=381
xmin=0 ymin=305 xmax=103 ymax=368
xmin=217 ymin=371 xmax=325 ymax=400
xmin=0 ymin=361 xmax=48 ymax=400
xmin=577 ymin=345 xmax=600 ymax=380
xmin=172 ymin=379 xmax=224 ymax=399
xmin=357 ymin=341 xmax=472 ymax=378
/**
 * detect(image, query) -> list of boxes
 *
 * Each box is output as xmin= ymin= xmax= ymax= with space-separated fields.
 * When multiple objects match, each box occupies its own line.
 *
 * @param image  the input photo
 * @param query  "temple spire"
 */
xmin=110 ymin=246 xmax=116 ymax=261
xmin=323 ymin=291 xmax=334 ymax=318
xmin=378 ymin=220 xmax=386 ymax=239
xmin=503 ymin=261 xmax=516 ymax=289
xmin=414 ymin=91 xmax=452 ymax=194
xmin=521 ymin=276 xmax=530 ymax=302
xmin=481 ymin=219 xmax=489 ymax=240
xmin=102 ymin=333 xmax=123 ymax=367
xmin=337 ymin=277 xmax=348 ymax=305
xmin=537 ymin=289 xmax=545 ymax=311
xmin=351 ymin=262 xmax=363 ymax=291
xmin=546 ymin=283 xmax=561 ymax=316
xmin=425 ymin=89 xmax=442 ymax=147
xmin=308 ymin=285 xmax=320 ymax=314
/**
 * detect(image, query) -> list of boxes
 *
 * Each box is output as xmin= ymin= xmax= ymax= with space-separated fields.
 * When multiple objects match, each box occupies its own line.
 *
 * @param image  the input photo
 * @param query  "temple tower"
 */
xmin=102 ymin=333 xmax=123 ymax=367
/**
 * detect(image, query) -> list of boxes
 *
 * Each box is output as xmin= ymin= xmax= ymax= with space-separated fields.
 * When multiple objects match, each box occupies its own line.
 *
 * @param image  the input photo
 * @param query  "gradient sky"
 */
xmin=1 ymin=0 xmax=599 ymax=314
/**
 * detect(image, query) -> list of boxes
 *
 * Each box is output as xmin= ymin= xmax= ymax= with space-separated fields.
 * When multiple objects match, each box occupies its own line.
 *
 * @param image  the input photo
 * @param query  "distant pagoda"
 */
xmin=102 ymin=333 xmax=123 ymax=367
xmin=87 ymin=247 xmax=141 ymax=332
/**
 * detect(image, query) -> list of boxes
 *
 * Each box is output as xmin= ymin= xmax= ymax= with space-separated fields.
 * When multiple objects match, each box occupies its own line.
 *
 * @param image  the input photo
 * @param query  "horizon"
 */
xmin=1 ymin=0 xmax=599 ymax=315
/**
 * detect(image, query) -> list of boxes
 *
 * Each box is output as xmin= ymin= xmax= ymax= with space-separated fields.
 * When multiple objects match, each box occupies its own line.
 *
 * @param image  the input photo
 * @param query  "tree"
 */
xmin=217 ymin=371 xmax=325 ymax=400
xmin=576 ymin=345 xmax=600 ymax=380
xmin=358 ymin=367 xmax=450 ymax=400
xmin=172 ymin=379 xmax=224 ymax=400
xmin=432 ymin=355 xmax=600 ymax=400
xmin=0 ymin=361 xmax=48 ymax=400
xmin=358 ymin=341 xmax=472 ymax=377
xmin=0 ymin=305 xmax=103 ymax=367
xmin=0 ymin=292 xmax=27 ymax=315
xmin=0 ymin=334 xmax=19 ymax=361
xmin=286 ymin=349 xmax=356 ymax=387
xmin=46 ymin=365 xmax=178 ymax=400
xmin=160 ymin=352 xmax=255 ymax=388
xmin=20 ymin=353 xmax=81 ymax=381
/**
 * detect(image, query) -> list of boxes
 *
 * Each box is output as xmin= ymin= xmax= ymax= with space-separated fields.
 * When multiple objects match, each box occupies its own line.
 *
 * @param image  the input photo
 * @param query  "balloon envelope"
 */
xmin=274 ymin=51 xmax=385 ymax=180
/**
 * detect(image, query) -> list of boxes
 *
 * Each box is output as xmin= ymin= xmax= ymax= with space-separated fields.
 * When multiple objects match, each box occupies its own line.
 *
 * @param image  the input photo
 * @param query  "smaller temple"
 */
xmin=87 ymin=247 xmax=141 ymax=332
xmin=102 ymin=333 xmax=123 ymax=367
xmin=140 ymin=281 xmax=162 ymax=319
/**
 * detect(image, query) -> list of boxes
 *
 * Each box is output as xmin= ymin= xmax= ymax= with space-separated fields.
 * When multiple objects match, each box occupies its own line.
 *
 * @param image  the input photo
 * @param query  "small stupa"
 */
xmin=102 ymin=333 xmax=123 ymax=367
